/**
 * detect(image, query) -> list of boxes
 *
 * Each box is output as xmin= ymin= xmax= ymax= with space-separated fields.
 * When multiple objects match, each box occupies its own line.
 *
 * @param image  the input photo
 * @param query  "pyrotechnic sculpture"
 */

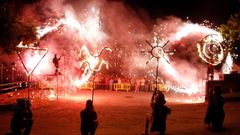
xmin=141 ymin=37 xmax=174 ymax=91
xmin=16 ymin=41 xmax=48 ymax=101
xmin=79 ymin=46 xmax=112 ymax=102
xmin=197 ymin=34 xmax=224 ymax=66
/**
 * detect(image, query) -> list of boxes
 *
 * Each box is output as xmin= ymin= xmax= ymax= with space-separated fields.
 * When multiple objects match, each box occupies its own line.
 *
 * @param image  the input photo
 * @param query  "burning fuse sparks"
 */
xmin=222 ymin=52 xmax=233 ymax=74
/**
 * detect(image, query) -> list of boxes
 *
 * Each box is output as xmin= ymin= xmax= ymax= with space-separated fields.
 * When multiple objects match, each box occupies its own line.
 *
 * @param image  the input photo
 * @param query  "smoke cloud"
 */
xmin=12 ymin=0 xmax=222 ymax=96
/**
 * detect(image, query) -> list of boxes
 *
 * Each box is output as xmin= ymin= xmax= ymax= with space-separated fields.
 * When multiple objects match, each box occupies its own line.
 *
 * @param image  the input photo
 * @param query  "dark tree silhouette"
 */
xmin=0 ymin=0 xmax=38 ymax=54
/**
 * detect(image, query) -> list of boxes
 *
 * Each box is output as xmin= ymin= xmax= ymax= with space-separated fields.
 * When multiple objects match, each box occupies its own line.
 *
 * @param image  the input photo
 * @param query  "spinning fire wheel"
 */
xmin=142 ymin=40 xmax=172 ymax=64
xmin=197 ymin=34 xmax=224 ymax=66
xmin=141 ymin=39 xmax=173 ymax=91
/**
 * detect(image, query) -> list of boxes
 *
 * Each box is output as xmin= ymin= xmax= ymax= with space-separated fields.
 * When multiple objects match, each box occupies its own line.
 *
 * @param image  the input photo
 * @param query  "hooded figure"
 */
xmin=80 ymin=100 xmax=98 ymax=135
xmin=204 ymin=86 xmax=225 ymax=131
xmin=150 ymin=92 xmax=171 ymax=135
xmin=8 ymin=98 xmax=33 ymax=135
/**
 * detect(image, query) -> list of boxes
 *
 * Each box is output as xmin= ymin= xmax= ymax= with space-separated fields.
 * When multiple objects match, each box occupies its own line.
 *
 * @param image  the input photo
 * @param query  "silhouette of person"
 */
xmin=204 ymin=86 xmax=225 ymax=132
xmin=80 ymin=100 xmax=98 ymax=135
xmin=145 ymin=88 xmax=159 ymax=135
xmin=52 ymin=54 xmax=61 ymax=75
xmin=150 ymin=92 xmax=171 ymax=135
xmin=109 ymin=78 xmax=114 ymax=91
xmin=7 ymin=99 xmax=33 ymax=135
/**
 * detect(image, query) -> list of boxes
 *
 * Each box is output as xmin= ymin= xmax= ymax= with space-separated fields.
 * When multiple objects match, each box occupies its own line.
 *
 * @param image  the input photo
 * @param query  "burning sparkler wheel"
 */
xmin=197 ymin=34 xmax=224 ymax=66
xmin=152 ymin=46 xmax=164 ymax=58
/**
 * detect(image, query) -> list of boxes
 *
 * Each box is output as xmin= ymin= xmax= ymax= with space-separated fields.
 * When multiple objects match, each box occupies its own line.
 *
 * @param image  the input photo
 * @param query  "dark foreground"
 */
xmin=1 ymin=89 xmax=240 ymax=135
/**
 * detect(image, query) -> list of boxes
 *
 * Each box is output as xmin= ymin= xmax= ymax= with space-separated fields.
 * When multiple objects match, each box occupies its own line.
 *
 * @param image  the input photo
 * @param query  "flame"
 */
xmin=36 ymin=18 xmax=65 ymax=39
xmin=17 ymin=42 xmax=49 ymax=76
xmin=17 ymin=41 xmax=44 ymax=50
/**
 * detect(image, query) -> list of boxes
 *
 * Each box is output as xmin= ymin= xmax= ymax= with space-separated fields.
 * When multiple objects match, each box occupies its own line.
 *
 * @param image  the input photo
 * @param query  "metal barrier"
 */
xmin=0 ymin=81 xmax=26 ymax=94
xmin=78 ymin=82 xmax=94 ymax=90
xmin=151 ymin=83 xmax=168 ymax=92
xmin=114 ymin=83 xmax=131 ymax=91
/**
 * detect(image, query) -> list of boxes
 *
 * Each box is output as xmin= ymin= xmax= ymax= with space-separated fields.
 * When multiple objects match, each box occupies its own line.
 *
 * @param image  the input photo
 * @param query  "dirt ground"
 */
xmin=1 ymin=89 xmax=240 ymax=135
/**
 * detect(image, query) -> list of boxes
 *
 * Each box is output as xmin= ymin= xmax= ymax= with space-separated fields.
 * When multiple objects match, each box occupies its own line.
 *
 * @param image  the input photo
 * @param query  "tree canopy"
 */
xmin=219 ymin=10 xmax=240 ymax=65
xmin=0 ymin=0 xmax=38 ymax=54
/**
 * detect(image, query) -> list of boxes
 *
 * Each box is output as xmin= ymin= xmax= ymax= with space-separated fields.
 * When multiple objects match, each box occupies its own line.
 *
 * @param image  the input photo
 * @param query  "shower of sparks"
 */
xmin=222 ymin=52 xmax=233 ymax=74
xmin=32 ymin=5 xmax=108 ymax=90
xmin=74 ymin=45 xmax=112 ymax=87
xmin=36 ymin=7 xmax=105 ymax=45
xmin=36 ymin=18 xmax=65 ymax=39
xmin=48 ymin=89 xmax=57 ymax=101
xmin=197 ymin=34 xmax=224 ymax=66
xmin=173 ymin=23 xmax=223 ymax=41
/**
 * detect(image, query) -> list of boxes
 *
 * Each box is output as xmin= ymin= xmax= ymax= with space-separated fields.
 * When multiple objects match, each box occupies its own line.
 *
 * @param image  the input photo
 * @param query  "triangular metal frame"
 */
xmin=16 ymin=43 xmax=48 ymax=101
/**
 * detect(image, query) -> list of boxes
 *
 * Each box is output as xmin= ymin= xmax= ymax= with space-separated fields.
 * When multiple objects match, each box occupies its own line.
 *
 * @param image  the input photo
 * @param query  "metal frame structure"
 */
xmin=16 ymin=45 xmax=48 ymax=101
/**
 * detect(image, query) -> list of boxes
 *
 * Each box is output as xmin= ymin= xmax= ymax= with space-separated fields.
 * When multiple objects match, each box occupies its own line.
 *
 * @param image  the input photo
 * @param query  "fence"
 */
xmin=114 ymin=83 xmax=131 ymax=91
xmin=0 ymin=81 xmax=26 ymax=94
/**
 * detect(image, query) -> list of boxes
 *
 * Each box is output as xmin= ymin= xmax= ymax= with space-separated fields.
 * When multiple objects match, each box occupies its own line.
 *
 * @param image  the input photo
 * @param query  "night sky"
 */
xmin=124 ymin=0 xmax=240 ymax=24
xmin=124 ymin=0 xmax=240 ymax=65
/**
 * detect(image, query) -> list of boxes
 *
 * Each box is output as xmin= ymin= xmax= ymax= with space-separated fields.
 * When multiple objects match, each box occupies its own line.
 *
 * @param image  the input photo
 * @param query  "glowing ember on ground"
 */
xmin=48 ymin=89 xmax=57 ymax=101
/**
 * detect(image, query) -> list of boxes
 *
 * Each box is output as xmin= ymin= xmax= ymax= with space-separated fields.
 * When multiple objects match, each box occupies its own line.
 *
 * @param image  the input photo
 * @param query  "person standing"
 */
xmin=140 ymin=78 xmax=146 ymax=91
xmin=109 ymin=78 xmax=114 ymax=91
xmin=135 ymin=79 xmax=140 ymax=92
xmin=150 ymin=92 xmax=171 ymax=135
xmin=8 ymin=99 xmax=33 ymax=135
xmin=80 ymin=100 xmax=98 ymax=135
xmin=52 ymin=54 xmax=61 ymax=75
xmin=204 ymin=86 xmax=225 ymax=132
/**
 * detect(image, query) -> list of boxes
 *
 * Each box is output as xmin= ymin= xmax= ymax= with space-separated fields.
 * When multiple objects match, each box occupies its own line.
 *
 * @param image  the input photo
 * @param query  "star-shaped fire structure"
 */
xmin=141 ymin=39 xmax=173 ymax=64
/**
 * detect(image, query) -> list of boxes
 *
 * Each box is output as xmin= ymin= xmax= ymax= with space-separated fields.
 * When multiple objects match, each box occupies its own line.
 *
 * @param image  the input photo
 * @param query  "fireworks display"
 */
xmin=5 ymin=0 xmax=236 ymax=103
